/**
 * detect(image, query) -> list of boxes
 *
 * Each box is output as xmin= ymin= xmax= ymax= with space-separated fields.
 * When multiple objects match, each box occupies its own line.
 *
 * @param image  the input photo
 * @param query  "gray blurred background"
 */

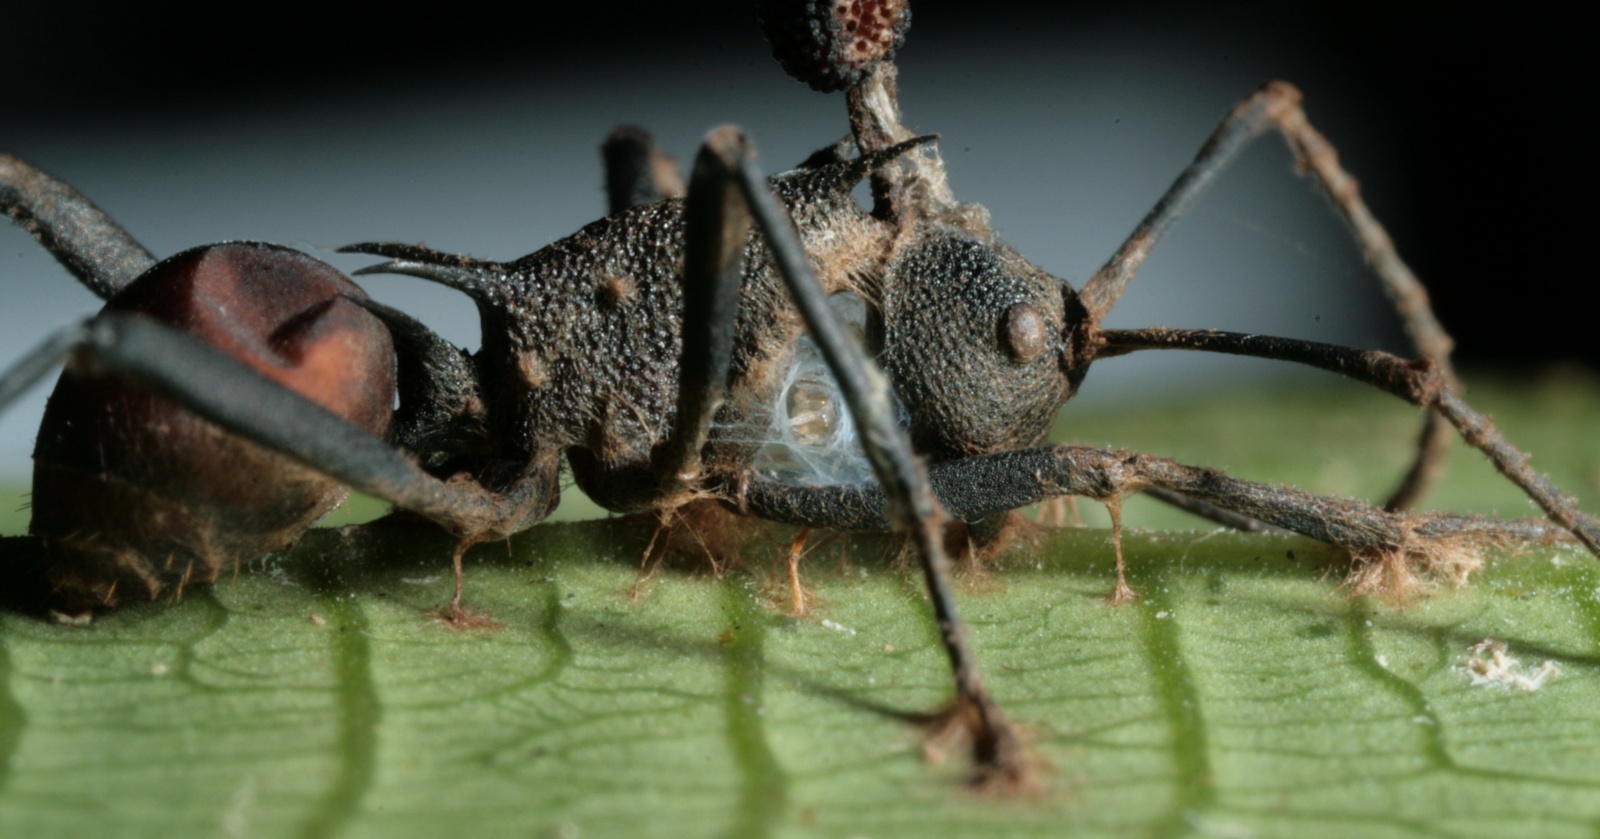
xmin=2 ymin=1 xmax=1586 ymax=486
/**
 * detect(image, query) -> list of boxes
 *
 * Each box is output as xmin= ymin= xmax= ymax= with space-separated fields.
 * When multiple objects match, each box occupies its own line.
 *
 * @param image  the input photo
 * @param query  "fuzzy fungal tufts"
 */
xmin=1344 ymin=539 xmax=1486 ymax=603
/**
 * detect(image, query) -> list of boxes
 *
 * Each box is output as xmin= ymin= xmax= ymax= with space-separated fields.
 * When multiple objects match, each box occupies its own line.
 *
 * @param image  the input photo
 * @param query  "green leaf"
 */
xmin=1 ymin=375 xmax=1598 ymax=838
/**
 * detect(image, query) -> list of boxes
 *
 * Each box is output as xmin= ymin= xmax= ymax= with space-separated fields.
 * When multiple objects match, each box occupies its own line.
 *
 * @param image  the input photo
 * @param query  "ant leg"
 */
xmin=601 ymin=126 xmax=686 ymax=214
xmin=1103 ymin=498 xmax=1136 ymax=605
xmin=0 ymin=323 xmax=88 ymax=411
xmin=705 ymin=128 xmax=1029 ymax=787
xmin=346 ymin=298 xmax=548 ymax=619
xmin=1 ymin=154 xmax=155 ymax=298
xmin=1264 ymin=88 xmax=1457 ymax=510
xmin=785 ymin=527 xmax=812 ymax=616
xmin=1078 ymin=82 xmax=1458 ymax=512
xmin=0 ymin=313 xmax=558 ymax=547
xmin=741 ymin=447 xmax=1575 ymax=567
xmin=1141 ymin=487 xmax=1290 ymax=535
xmin=1099 ymin=327 xmax=1600 ymax=555
xmin=649 ymin=128 xmax=751 ymax=491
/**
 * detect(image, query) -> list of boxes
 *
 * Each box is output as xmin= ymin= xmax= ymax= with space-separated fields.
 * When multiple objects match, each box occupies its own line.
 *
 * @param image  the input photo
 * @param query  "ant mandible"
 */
xmin=2 ymin=0 xmax=1596 ymax=789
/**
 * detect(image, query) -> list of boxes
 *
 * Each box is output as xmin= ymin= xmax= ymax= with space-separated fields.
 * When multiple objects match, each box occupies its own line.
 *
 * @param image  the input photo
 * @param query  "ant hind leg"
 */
xmin=1 ymin=154 xmax=155 ymax=298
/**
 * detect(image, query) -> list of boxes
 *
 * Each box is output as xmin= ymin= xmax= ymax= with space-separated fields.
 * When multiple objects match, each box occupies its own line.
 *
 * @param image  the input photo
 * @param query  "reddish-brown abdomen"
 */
xmin=31 ymin=242 xmax=394 ymax=613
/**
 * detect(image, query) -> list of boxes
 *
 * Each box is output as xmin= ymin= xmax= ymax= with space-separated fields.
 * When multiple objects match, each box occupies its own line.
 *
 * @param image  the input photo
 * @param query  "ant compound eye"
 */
xmin=760 ymin=0 xmax=911 ymax=92
xmin=1001 ymin=303 xmax=1048 ymax=364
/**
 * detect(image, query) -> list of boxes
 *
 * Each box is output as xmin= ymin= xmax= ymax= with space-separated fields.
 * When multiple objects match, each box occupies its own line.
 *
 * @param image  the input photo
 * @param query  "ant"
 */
xmin=2 ymin=1 xmax=1596 ymax=789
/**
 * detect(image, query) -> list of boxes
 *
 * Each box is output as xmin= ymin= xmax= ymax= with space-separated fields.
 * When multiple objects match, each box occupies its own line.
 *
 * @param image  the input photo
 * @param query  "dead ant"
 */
xmin=2 ymin=0 xmax=1596 ymax=789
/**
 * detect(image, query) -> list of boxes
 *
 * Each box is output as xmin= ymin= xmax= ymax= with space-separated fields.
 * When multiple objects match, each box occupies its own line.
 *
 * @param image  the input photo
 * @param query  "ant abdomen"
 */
xmin=30 ymin=242 xmax=393 ymax=614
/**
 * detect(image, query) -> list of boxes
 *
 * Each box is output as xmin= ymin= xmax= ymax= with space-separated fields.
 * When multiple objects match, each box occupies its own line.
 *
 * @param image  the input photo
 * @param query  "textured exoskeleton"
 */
xmin=3 ymin=0 xmax=1597 ymax=789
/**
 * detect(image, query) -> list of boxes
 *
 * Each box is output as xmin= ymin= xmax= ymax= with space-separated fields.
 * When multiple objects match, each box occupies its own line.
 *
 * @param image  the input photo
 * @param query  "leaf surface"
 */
xmin=1 ymin=377 xmax=1597 ymax=838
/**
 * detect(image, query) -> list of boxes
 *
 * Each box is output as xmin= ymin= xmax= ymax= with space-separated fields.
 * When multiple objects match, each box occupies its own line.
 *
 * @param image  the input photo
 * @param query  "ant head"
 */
xmin=758 ymin=1 xmax=1095 ymax=461
xmin=879 ymin=226 xmax=1090 ymax=459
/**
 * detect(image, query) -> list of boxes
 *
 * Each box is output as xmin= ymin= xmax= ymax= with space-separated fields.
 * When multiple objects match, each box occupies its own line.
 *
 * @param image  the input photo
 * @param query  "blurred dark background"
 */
xmin=1 ymin=0 xmax=1590 ymax=471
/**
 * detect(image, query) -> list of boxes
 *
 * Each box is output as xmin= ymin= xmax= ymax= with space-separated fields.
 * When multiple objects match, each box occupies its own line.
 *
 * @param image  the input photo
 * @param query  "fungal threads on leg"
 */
xmin=1103 ymin=497 xmax=1137 ymax=605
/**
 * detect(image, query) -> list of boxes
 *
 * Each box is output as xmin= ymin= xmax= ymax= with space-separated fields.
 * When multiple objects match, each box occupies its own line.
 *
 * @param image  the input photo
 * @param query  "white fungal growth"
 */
xmin=753 ymin=292 xmax=904 ymax=485
xmin=1458 ymin=638 xmax=1561 ymax=692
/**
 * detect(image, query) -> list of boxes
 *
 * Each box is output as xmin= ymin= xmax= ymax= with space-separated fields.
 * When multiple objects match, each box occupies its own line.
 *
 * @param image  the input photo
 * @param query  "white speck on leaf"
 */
xmin=1184 ymin=808 xmax=1256 ymax=838
xmin=220 ymin=775 xmax=257 ymax=837
xmin=821 ymin=619 xmax=856 ymax=635
xmin=1459 ymin=639 xmax=1560 ymax=691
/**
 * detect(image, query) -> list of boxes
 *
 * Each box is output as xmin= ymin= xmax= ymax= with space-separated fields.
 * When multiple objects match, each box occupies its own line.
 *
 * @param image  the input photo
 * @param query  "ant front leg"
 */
xmin=745 ymin=324 xmax=1600 ymax=595
xmin=694 ymin=128 xmax=1032 ymax=789
xmin=743 ymin=445 xmax=1579 ymax=601
xmin=1079 ymin=82 xmax=1460 ymax=515
xmin=1097 ymin=328 xmax=1600 ymax=556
